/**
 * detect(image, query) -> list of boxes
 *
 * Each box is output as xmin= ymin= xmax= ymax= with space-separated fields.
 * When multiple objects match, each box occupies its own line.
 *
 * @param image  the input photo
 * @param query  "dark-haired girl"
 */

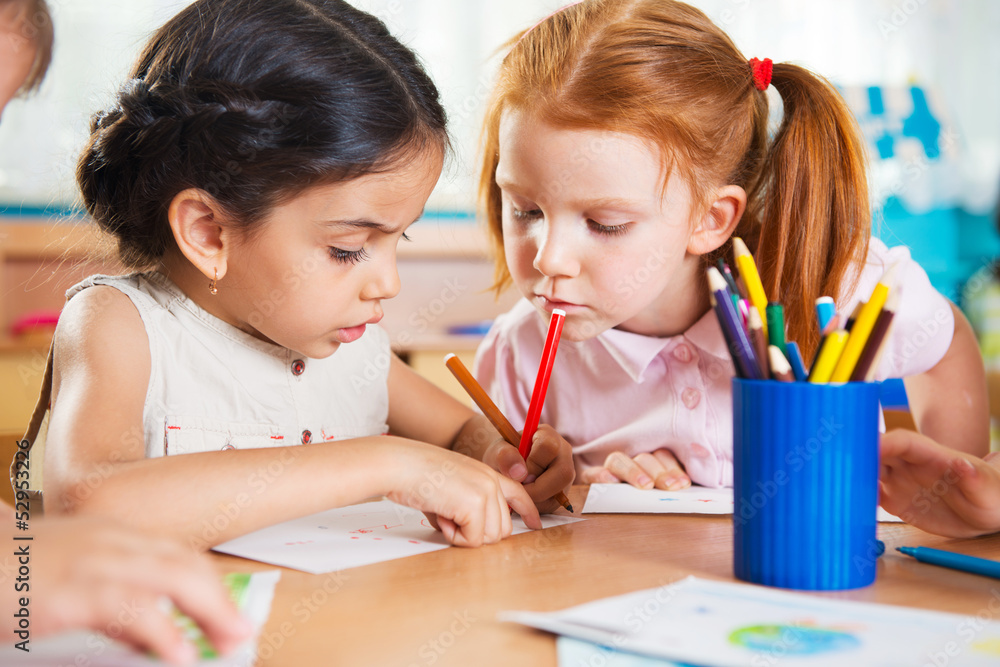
xmin=42 ymin=0 xmax=574 ymax=547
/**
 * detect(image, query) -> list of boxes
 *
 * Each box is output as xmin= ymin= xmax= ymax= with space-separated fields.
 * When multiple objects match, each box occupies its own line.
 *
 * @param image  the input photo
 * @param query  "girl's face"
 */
xmin=0 ymin=7 xmax=36 ymax=119
xmin=216 ymin=147 xmax=442 ymax=358
xmin=496 ymin=109 xmax=710 ymax=341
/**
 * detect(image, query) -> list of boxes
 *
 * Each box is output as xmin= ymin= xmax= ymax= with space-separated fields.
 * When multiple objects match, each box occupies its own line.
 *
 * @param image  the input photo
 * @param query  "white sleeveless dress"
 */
xmin=66 ymin=272 xmax=391 ymax=458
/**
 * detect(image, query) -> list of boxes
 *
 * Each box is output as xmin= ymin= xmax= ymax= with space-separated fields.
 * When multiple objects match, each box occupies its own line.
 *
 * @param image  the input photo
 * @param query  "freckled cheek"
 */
xmin=504 ymin=236 xmax=537 ymax=278
xmin=594 ymin=260 xmax=631 ymax=298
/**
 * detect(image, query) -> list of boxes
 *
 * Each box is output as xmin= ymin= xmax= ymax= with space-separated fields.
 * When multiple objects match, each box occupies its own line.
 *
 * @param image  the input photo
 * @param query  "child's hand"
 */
xmin=880 ymin=429 xmax=1000 ymax=538
xmin=386 ymin=442 xmax=542 ymax=547
xmin=16 ymin=517 xmax=252 ymax=664
xmin=579 ymin=449 xmax=691 ymax=491
xmin=480 ymin=424 xmax=575 ymax=513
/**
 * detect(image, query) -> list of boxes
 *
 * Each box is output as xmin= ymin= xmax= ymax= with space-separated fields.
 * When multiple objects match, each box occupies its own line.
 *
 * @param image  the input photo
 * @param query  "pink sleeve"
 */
xmin=473 ymin=316 xmax=533 ymax=428
xmin=850 ymin=240 xmax=955 ymax=380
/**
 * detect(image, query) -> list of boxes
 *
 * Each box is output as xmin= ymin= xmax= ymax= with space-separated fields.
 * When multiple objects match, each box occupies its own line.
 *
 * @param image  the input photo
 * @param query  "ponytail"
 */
xmin=739 ymin=64 xmax=871 ymax=359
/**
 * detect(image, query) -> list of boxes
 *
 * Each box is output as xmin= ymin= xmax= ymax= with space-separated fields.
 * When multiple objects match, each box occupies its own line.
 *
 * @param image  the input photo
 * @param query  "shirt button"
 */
xmin=291 ymin=359 xmax=305 ymax=376
xmin=301 ymin=430 xmax=312 ymax=444
xmin=221 ymin=443 xmax=236 ymax=451
xmin=681 ymin=387 xmax=701 ymax=409
xmin=690 ymin=443 xmax=712 ymax=458
xmin=672 ymin=343 xmax=693 ymax=363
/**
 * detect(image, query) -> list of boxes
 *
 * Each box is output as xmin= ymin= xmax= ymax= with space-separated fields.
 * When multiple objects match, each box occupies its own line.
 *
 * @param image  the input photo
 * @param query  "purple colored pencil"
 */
xmin=707 ymin=267 xmax=762 ymax=380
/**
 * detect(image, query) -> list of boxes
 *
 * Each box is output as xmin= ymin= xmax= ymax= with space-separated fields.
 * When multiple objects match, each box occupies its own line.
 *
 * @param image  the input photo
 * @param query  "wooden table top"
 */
xmin=211 ymin=486 xmax=1000 ymax=667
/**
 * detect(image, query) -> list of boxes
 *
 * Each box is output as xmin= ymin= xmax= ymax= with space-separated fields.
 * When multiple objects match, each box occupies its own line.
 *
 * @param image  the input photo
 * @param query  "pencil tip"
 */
xmin=768 ymin=345 xmax=791 ymax=372
xmin=884 ymin=285 xmax=903 ymax=311
xmin=880 ymin=262 xmax=901 ymax=287
xmin=732 ymin=237 xmax=750 ymax=256
xmin=706 ymin=266 xmax=727 ymax=292
xmin=565 ymin=503 xmax=574 ymax=513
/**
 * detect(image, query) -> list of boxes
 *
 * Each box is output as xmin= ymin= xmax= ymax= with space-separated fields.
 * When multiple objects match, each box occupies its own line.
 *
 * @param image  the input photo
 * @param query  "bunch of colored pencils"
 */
xmin=709 ymin=238 xmax=898 ymax=383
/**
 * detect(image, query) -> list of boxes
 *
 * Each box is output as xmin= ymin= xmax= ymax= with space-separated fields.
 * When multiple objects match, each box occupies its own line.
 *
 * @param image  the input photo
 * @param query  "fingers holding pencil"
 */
xmin=518 ymin=425 xmax=576 ymax=513
xmin=475 ymin=424 xmax=575 ymax=514
xmin=444 ymin=354 xmax=576 ymax=513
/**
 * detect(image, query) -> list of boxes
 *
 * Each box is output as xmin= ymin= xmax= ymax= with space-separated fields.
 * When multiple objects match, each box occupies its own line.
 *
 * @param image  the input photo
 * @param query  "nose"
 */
xmin=361 ymin=251 xmax=401 ymax=301
xmin=532 ymin=219 xmax=580 ymax=279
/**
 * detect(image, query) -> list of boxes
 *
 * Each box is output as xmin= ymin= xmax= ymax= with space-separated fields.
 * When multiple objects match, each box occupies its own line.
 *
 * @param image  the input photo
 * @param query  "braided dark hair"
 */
xmin=77 ymin=0 xmax=448 ymax=269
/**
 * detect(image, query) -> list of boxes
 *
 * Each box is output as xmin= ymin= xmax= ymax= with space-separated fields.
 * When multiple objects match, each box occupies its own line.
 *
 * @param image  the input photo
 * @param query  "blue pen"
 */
xmin=784 ymin=341 xmax=808 ymax=381
xmin=897 ymin=546 xmax=1000 ymax=580
xmin=815 ymin=296 xmax=835 ymax=332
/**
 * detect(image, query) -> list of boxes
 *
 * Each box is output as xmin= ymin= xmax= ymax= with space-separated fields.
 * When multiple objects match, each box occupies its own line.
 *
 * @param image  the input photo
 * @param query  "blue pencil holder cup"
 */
xmin=732 ymin=378 xmax=880 ymax=590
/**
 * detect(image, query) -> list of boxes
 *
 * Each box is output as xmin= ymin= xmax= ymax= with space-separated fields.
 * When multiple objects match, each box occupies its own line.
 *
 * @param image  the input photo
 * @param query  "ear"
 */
xmin=687 ymin=185 xmax=746 ymax=255
xmin=167 ymin=188 xmax=232 ymax=281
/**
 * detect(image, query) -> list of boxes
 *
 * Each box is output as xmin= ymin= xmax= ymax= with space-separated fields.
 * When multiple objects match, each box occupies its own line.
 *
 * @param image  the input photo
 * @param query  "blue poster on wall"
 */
xmin=840 ymin=85 xmax=960 ymax=215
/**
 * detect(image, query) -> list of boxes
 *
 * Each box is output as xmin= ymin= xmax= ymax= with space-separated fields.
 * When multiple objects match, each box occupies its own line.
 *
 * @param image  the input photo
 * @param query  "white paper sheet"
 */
xmin=582 ymin=484 xmax=735 ymax=514
xmin=558 ymin=636 xmax=685 ymax=666
xmin=582 ymin=484 xmax=904 ymax=521
xmin=213 ymin=499 xmax=582 ymax=574
xmin=0 ymin=570 xmax=280 ymax=666
xmin=503 ymin=576 xmax=1000 ymax=667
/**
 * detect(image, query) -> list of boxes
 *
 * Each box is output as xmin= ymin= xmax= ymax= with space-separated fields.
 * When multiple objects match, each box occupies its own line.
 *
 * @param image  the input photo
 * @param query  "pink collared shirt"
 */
xmin=474 ymin=239 xmax=954 ymax=488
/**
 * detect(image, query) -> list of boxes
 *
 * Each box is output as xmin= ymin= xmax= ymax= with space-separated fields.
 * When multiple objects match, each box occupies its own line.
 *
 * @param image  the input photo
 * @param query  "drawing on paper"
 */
xmin=972 ymin=639 xmax=1000 ymax=656
xmin=728 ymin=624 xmax=861 ymax=655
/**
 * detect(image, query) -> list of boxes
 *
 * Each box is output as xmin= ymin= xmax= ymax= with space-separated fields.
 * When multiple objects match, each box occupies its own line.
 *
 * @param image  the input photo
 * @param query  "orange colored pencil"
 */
xmin=444 ymin=352 xmax=573 ymax=513
xmin=445 ymin=353 xmax=520 ymax=444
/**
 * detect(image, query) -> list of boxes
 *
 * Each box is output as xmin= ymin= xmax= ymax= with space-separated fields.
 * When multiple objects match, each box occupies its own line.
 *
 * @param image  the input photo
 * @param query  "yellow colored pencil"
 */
xmin=808 ymin=330 xmax=849 ymax=383
xmin=733 ymin=237 xmax=769 ymax=339
xmin=829 ymin=264 xmax=899 ymax=382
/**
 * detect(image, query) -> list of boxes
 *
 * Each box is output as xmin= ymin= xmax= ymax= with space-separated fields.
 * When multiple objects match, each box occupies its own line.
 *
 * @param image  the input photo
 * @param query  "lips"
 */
xmin=336 ymin=324 xmax=367 ymax=343
xmin=336 ymin=313 xmax=382 ymax=344
xmin=535 ymin=294 xmax=581 ymax=310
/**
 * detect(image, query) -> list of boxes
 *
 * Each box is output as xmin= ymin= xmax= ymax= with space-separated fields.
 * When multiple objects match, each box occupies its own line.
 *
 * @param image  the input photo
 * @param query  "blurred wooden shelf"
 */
xmin=0 ymin=220 xmax=115 ymax=436
xmin=1 ymin=215 xmax=491 ymax=260
xmin=0 ymin=217 xmax=114 ymax=259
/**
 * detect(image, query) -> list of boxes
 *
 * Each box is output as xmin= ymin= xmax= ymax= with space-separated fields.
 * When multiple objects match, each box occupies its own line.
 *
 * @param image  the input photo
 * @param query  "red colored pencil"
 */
xmin=519 ymin=309 xmax=565 ymax=458
xmin=445 ymin=353 xmax=573 ymax=512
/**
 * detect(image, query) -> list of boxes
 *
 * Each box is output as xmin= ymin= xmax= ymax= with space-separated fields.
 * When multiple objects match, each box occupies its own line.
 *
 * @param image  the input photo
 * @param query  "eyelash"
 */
xmin=512 ymin=208 xmax=630 ymax=237
xmin=329 ymin=247 xmax=370 ymax=264
xmin=588 ymin=220 xmax=630 ymax=237
xmin=511 ymin=208 xmax=542 ymax=222
xmin=328 ymin=233 xmax=411 ymax=265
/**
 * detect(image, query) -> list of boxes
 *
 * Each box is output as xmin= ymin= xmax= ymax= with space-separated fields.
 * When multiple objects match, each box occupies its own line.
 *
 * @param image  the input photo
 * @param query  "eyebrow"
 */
xmin=577 ymin=197 xmax=645 ymax=212
xmin=498 ymin=186 xmax=645 ymax=213
xmin=323 ymin=211 xmax=425 ymax=234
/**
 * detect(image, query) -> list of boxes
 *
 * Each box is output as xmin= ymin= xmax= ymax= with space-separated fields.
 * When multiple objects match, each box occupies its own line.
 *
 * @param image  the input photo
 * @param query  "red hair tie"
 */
xmin=749 ymin=57 xmax=773 ymax=91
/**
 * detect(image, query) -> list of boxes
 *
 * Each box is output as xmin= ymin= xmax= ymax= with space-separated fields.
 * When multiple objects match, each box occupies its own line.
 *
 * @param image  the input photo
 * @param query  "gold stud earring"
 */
xmin=209 ymin=268 xmax=218 ymax=295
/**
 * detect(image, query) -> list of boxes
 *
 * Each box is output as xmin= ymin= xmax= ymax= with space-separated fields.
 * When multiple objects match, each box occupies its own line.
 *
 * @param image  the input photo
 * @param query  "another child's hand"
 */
xmin=579 ymin=449 xmax=691 ymax=491
xmin=11 ymin=516 xmax=252 ymax=664
xmin=386 ymin=442 xmax=542 ymax=547
xmin=880 ymin=429 xmax=1000 ymax=538
xmin=480 ymin=424 xmax=575 ymax=513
